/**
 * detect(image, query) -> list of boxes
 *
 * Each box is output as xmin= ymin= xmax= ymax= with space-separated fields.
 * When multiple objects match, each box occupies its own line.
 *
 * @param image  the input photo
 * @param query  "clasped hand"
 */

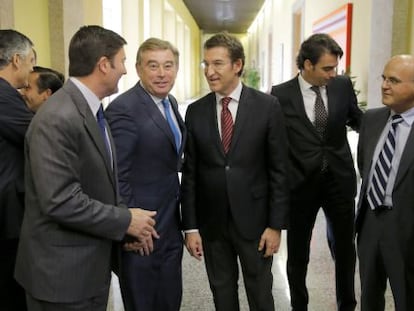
xmin=125 ymin=208 xmax=159 ymax=256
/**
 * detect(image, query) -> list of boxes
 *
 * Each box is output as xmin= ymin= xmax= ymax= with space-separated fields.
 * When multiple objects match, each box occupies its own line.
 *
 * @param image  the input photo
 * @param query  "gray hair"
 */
xmin=0 ymin=29 xmax=33 ymax=70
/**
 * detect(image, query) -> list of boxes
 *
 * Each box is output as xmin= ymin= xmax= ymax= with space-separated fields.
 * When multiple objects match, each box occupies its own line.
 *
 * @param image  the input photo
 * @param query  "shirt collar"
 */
xmin=298 ymin=73 xmax=326 ymax=93
xmin=393 ymin=106 xmax=414 ymax=127
xmin=139 ymin=81 xmax=168 ymax=105
xmin=70 ymin=77 xmax=101 ymax=117
xmin=216 ymin=81 xmax=243 ymax=104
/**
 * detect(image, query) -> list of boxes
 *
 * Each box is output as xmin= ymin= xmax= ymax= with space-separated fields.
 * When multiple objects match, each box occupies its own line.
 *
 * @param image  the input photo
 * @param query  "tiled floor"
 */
xmin=108 ymin=210 xmax=394 ymax=310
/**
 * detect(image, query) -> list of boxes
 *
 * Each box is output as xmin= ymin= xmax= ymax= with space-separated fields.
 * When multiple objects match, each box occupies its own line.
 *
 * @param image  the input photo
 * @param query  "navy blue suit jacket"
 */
xmin=0 ymin=77 xmax=33 ymax=239
xmin=106 ymin=82 xmax=186 ymax=235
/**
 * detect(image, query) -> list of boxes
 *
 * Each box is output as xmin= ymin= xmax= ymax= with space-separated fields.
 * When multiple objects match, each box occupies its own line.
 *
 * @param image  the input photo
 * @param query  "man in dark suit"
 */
xmin=106 ymin=38 xmax=186 ymax=311
xmin=356 ymin=54 xmax=414 ymax=311
xmin=271 ymin=33 xmax=362 ymax=311
xmin=181 ymin=32 xmax=289 ymax=311
xmin=0 ymin=29 xmax=35 ymax=311
xmin=14 ymin=25 xmax=158 ymax=311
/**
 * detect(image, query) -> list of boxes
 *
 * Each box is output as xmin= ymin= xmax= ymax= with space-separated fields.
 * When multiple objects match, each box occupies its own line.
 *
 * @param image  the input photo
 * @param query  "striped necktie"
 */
xmin=221 ymin=97 xmax=233 ymax=154
xmin=367 ymin=114 xmax=403 ymax=209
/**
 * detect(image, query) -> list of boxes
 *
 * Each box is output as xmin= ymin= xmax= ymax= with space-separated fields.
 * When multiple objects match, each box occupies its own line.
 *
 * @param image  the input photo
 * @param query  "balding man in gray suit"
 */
xmin=15 ymin=25 xmax=158 ymax=311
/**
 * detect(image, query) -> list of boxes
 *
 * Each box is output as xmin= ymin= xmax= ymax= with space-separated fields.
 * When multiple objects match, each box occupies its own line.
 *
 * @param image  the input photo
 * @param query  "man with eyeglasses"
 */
xmin=0 ymin=29 xmax=35 ymax=311
xmin=106 ymin=38 xmax=186 ymax=311
xmin=181 ymin=32 xmax=289 ymax=311
xmin=356 ymin=54 xmax=414 ymax=311
xmin=271 ymin=33 xmax=362 ymax=311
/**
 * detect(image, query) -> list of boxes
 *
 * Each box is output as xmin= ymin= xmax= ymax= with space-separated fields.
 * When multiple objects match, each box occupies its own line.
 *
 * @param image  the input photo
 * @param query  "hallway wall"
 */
xmin=246 ymin=0 xmax=413 ymax=108
xmin=6 ymin=0 xmax=201 ymax=102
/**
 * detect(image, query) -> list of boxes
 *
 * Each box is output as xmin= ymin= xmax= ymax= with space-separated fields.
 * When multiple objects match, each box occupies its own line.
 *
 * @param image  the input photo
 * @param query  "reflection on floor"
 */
xmin=107 ymin=210 xmax=394 ymax=310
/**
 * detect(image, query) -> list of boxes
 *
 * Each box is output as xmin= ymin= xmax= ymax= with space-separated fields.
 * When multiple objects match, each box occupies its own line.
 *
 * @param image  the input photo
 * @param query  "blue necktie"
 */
xmin=367 ymin=114 xmax=403 ymax=209
xmin=96 ymin=104 xmax=112 ymax=160
xmin=162 ymin=99 xmax=181 ymax=153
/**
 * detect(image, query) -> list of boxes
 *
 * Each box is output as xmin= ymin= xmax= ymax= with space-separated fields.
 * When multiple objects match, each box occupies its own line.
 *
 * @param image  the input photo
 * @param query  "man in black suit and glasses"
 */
xmin=182 ymin=32 xmax=289 ymax=311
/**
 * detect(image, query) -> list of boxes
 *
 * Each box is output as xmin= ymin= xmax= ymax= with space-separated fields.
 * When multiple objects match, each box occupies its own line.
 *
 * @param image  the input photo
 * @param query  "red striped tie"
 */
xmin=221 ymin=97 xmax=233 ymax=153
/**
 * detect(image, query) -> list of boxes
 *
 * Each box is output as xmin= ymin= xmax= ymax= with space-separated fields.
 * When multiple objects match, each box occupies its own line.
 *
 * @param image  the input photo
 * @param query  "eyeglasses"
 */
xmin=381 ymin=75 xmax=414 ymax=86
xmin=200 ymin=60 xmax=230 ymax=71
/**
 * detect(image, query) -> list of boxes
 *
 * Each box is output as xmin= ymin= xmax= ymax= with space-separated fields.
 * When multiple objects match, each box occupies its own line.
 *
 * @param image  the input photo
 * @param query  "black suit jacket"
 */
xmin=271 ymin=75 xmax=362 ymax=199
xmin=181 ymin=85 xmax=289 ymax=241
xmin=0 ymin=77 xmax=34 ymax=239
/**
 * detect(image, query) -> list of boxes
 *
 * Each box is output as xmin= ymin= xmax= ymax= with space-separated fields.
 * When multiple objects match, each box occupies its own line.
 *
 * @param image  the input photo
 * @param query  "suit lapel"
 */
xmin=64 ymin=80 xmax=115 ymax=186
xmin=135 ymin=83 xmax=178 ymax=153
xmin=362 ymin=109 xmax=390 ymax=184
xmin=229 ymin=86 xmax=249 ymax=154
xmin=206 ymin=93 xmax=223 ymax=154
xmin=325 ymin=84 xmax=338 ymax=135
xmin=169 ymin=95 xmax=186 ymax=154
xmin=394 ymin=123 xmax=414 ymax=189
xmin=289 ymin=78 xmax=319 ymax=137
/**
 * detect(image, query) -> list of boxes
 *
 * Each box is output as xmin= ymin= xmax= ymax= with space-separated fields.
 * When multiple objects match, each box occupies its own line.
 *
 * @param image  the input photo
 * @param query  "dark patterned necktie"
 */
xmin=221 ymin=97 xmax=233 ymax=154
xmin=311 ymin=86 xmax=328 ymax=170
xmin=310 ymin=86 xmax=328 ymax=138
xmin=367 ymin=114 xmax=403 ymax=209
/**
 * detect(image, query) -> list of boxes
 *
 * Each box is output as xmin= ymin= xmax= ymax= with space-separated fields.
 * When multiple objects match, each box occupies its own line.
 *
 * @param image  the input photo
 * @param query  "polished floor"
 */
xmin=107 ymin=210 xmax=394 ymax=311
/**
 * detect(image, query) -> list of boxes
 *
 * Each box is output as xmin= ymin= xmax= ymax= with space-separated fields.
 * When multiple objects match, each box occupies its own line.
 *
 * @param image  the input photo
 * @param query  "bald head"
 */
xmin=381 ymin=54 xmax=414 ymax=113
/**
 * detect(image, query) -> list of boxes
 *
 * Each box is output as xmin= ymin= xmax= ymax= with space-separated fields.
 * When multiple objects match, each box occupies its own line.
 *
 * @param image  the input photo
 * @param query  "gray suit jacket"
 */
xmin=15 ymin=79 xmax=131 ymax=303
xmin=356 ymin=107 xmax=414 ymax=261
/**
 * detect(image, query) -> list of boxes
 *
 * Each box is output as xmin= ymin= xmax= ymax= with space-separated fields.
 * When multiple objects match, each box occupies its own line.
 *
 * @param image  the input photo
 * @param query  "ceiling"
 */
xmin=183 ymin=0 xmax=265 ymax=33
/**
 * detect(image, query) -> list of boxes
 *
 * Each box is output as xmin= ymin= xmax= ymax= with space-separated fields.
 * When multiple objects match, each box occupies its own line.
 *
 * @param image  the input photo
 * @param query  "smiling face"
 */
xmin=203 ymin=46 xmax=242 ymax=96
xmin=21 ymin=72 xmax=49 ymax=112
xmin=136 ymin=49 xmax=178 ymax=98
xmin=302 ymin=52 xmax=338 ymax=86
xmin=381 ymin=55 xmax=414 ymax=113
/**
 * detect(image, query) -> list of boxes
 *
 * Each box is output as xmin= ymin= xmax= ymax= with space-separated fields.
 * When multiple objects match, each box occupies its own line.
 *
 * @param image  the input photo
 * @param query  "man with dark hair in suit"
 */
xmin=0 ymin=29 xmax=35 ymax=311
xmin=15 ymin=25 xmax=158 ymax=311
xmin=106 ymin=37 xmax=186 ymax=311
xmin=21 ymin=66 xmax=65 ymax=112
xmin=181 ymin=32 xmax=289 ymax=311
xmin=356 ymin=54 xmax=414 ymax=311
xmin=271 ymin=33 xmax=362 ymax=311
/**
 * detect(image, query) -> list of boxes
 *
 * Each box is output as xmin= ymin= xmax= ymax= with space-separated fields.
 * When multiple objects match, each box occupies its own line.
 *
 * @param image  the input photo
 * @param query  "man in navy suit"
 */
xmin=0 ymin=29 xmax=35 ymax=311
xmin=271 ymin=33 xmax=362 ymax=311
xmin=106 ymin=38 xmax=186 ymax=311
xmin=356 ymin=54 xmax=414 ymax=311
xmin=181 ymin=32 xmax=289 ymax=311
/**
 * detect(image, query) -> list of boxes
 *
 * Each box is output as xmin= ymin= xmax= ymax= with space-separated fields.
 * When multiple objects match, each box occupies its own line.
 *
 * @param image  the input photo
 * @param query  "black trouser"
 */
xmin=0 ymin=238 xmax=27 ymax=311
xmin=287 ymin=170 xmax=356 ymax=311
xmin=203 ymin=221 xmax=274 ymax=311
xmin=358 ymin=205 xmax=409 ymax=311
